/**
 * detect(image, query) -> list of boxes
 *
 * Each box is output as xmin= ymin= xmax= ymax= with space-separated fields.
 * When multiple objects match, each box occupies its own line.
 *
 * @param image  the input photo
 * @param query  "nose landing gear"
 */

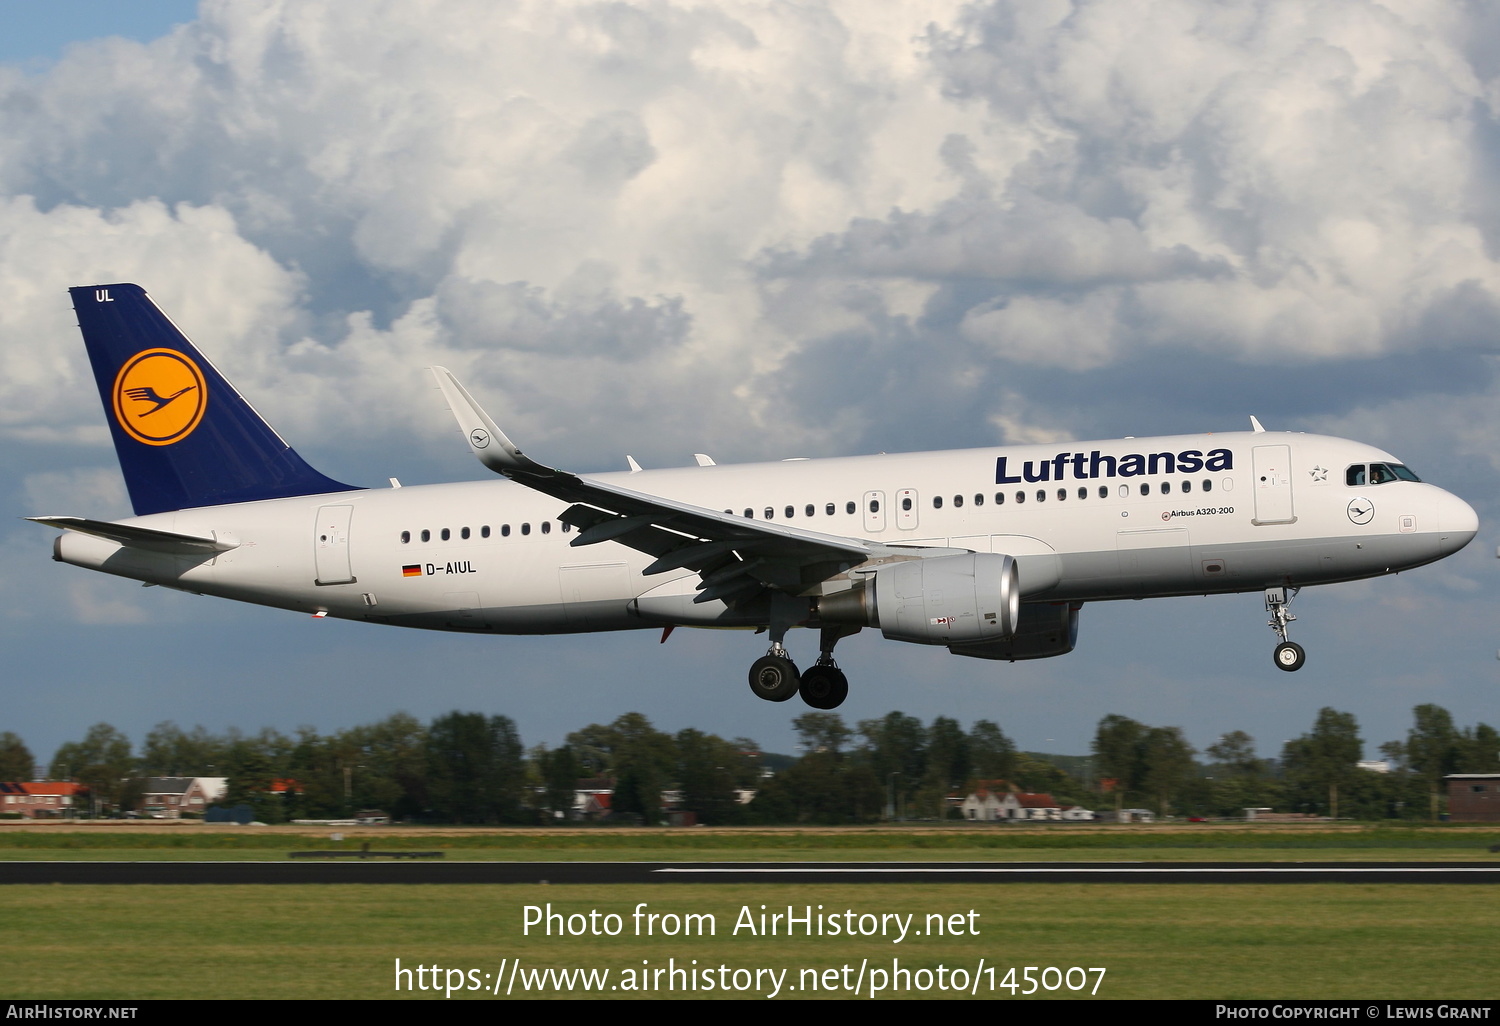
xmin=1274 ymin=641 xmax=1306 ymax=671
xmin=1266 ymin=587 xmax=1305 ymax=672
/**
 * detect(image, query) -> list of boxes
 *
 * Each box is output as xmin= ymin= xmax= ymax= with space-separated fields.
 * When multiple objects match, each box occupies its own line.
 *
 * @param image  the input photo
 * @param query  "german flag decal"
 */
xmin=402 ymin=565 xmax=422 ymax=577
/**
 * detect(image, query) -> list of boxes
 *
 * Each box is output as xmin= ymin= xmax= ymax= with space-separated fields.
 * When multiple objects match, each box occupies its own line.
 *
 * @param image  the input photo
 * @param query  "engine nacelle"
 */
xmin=949 ymin=601 xmax=1081 ymax=661
xmin=819 ymin=552 xmax=1019 ymax=645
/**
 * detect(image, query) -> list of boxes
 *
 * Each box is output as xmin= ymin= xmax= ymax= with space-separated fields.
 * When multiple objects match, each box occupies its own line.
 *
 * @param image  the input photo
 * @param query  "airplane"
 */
xmin=32 ymin=283 xmax=1480 ymax=709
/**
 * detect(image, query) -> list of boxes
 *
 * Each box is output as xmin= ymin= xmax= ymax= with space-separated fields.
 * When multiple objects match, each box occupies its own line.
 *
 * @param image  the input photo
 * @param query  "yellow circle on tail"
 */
xmin=111 ymin=348 xmax=208 ymax=446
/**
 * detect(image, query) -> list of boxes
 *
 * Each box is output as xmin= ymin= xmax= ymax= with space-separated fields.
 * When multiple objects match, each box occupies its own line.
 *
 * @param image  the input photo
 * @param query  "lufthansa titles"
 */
xmin=997 ymin=447 xmax=1234 ymax=484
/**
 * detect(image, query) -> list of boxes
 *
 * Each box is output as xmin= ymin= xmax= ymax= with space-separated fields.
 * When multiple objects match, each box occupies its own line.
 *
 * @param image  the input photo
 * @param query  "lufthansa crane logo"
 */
xmin=111 ymin=348 xmax=207 ymax=446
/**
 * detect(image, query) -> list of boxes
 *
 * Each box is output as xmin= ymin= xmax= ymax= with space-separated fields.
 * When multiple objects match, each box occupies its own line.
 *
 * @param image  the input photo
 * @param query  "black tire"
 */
xmin=798 ymin=665 xmax=849 ymax=709
xmin=1274 ymin=641 xmax=1306 ymax=672
xmin=748 ymin=655 xmax=800 ymax=702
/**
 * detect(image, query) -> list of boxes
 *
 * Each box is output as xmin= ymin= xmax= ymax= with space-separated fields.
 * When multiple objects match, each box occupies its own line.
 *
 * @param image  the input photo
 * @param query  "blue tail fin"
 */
xmin=71 ymin=284 xmax=360 ymax=516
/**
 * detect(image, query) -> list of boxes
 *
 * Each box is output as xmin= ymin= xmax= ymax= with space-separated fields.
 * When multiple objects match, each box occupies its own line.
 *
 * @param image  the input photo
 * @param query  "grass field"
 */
xmin=1 ymin=882 xmax=1495 ymax=999
xmin=0 ymin=822 xmax=1496 ymax=861
xmin=1 ymin=824 xmax=1495 ymax=1000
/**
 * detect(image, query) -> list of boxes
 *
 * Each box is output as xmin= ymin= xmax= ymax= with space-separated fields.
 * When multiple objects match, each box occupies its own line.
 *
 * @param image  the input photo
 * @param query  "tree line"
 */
xmin=1091 ymin=704 xmax=1499 ymax=819
xmin=4 ymin=702 xmax=1494 ymax=823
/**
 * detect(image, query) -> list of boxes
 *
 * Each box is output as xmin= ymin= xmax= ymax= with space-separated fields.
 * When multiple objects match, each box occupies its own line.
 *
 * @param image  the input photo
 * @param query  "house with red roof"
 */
xmin=959 ymin=781 xmax=1074 ymax=822
xmin=0 ymin=781 xmax=90 ymax=819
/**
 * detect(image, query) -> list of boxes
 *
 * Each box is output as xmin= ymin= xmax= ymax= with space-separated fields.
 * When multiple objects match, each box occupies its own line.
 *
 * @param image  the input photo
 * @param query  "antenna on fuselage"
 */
xmin=1250 ymin=416 xmax=1266 ymax=433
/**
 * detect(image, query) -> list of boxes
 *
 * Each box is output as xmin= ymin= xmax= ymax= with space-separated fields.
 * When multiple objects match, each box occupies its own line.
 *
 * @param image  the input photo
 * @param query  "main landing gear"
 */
xmin=748 ymin=646 xmax=800 ymax=702
xmin=746 ymin=625 xmax=857 ymax=708
xmin=798 ymin=660 xmax=849 ymax=710
xmin=1265 ymin=586 xmax=1305 ymax=672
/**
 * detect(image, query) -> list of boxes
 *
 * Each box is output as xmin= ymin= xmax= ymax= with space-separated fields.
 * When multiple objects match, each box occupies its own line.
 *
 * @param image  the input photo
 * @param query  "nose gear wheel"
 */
xmin=1265 ymin=587 xmax=1305 ymax=672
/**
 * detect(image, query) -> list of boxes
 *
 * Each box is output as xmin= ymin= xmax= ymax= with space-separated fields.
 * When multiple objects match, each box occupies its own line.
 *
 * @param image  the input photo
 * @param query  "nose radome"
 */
xmin=1439 ymin=491 xmax=1479 ymax=549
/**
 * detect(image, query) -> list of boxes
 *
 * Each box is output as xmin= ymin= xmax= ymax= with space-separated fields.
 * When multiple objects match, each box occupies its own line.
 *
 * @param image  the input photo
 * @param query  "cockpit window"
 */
xmin=1348 ymin=462 xmax=1420 ymax=486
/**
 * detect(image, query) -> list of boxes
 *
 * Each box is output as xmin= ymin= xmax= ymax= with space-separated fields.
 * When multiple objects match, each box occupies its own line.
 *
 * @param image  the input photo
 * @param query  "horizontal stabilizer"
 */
xmin=27 ymin=516 xmax=237 ymax=555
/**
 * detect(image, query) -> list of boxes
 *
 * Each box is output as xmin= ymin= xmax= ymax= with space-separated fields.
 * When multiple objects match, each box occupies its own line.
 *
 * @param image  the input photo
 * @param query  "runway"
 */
xmin=1 ymin=861 xmax=1498 ymax=884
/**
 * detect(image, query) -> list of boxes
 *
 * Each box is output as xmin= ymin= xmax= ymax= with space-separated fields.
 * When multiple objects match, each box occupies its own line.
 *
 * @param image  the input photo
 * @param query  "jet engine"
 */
xmin=948 ymin=601 xmax=1081 ymax=661
xmin=816 ymin=552 xmax=1019 ymax=645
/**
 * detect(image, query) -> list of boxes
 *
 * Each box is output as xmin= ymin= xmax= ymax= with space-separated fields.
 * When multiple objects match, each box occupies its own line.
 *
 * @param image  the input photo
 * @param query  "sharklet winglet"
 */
xmin=429 ymin=366 xmax=559 ymax=480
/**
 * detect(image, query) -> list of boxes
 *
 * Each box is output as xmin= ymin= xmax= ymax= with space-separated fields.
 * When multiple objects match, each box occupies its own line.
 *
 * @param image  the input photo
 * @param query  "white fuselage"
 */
xmin=52 ymin=430 xmax=1478 ymax=636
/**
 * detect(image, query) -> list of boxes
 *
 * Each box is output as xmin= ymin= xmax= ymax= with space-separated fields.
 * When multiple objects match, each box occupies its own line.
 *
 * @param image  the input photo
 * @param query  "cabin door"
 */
xmin=1251 ymin=445 xmax=1296 ymax=525
xmin=313 ymin=505 xmax=355 ymax=585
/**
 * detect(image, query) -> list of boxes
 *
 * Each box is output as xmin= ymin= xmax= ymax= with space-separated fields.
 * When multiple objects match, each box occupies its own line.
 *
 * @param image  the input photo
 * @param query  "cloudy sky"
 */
xmin=2 ymin=0 xmax=1497 ymax=769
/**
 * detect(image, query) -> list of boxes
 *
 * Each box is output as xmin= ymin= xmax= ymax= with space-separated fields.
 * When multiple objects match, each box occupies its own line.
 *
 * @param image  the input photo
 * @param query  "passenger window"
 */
xmin=785 ymin=505 xmax=794 ymax=518
xmin=869 ymin=499 xmax=880 ymax=513
xmin=995 ymin=492 xmax=1005 ymax=505
xmin=933 ymin=496 xmax=943 ymax=509
xmin=974 ymin=494 xmax=984 ymax=506
xmin=1078 ymin=487 xmax=1087 ymax=500
xmin=744 ymin=509 xmax=753 ymax=518
xmin=846 ymin=502 xmax=856 ymax=514
xmin=541 ymin=522 xmax=551 ymax=534
xmin=1202 ymin=480 xmax=1211 ymax=492
xmin=1346 ymin=465 xmax=1366 ymax=486
xmin=805 ymin=504 xmax=814 ymax=517
xmin=1099 ymin=486 xmax=1108 ymax=499
xmin=1036 ymin=490 xmax=1046 ymax=502
xmin=461 ymin=526 xmax=471 ymax=540
xmin=1015 ymin=491 xmax=1025 ymax=504
xmin=1139 ymin=483 xmax=1149 ymax=496
xmin=521 ymin=523 xmax=531 ymax=536
xmin=1180 ymin=480 xmax=1190 ymax=493
xmin=421 ymin=529 xmax=431 ymax=542
xmin=1056 ymin=488 xmax=1066 ymax=501
xmin=501 ymin=524 xmax=511 ymax=537
xmin=764 ymin=508 xmax=774 ymax=520
xmin=903 ymin=497 xmax=914 ymax=511
xmin=954 ymin=495 xmax=964 ymax=508
xmin=401 ymin=531 xmax=410 ymax=544
xmin=441 ymin=528 xmax=451 ymax=541
xmin=825 ymin=503 xmax=835 ymax=515
xmin=481 ymin=526 xmax=491 ymax=538
xmin=561 ymin=523 xmax=570 ymax=533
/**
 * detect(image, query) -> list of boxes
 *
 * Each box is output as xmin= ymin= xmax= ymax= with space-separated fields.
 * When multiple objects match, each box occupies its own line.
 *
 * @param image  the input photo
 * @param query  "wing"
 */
xmin=428 ymin=367 xmax=956 ymax=606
